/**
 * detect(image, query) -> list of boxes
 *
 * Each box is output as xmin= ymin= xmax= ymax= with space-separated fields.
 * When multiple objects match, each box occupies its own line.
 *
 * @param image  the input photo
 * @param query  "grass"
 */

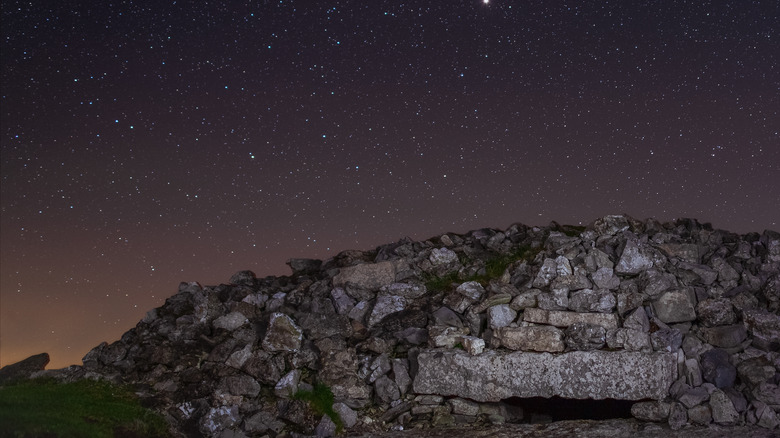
xmin=424 ymin=245 xmax=541 ymax=292
xmin=293 ymin=382 xmax=343 ymax=433
xmin=0 ymin=378 xmax=171 ymax=438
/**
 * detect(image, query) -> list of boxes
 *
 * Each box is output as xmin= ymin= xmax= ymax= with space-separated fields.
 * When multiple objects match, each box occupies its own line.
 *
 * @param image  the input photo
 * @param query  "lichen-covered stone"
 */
xmin=495 ymin=326 xmax=565 ymax=352
xmin=631 ymin=400 xmax=671 ymax=422
xmin=262 ymin=313 xmax=303 ymax=352
xmin=523 ymin=307 xmax=619 ymax=329
xmin=653 ymin=290 xmax=696 ymax=323
xmin=413 ymin=350 xmax=677 ymax=402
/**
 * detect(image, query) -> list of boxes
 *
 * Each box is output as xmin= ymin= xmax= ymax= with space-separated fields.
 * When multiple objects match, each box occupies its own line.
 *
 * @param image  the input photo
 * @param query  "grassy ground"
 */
xmin=0 ymin=378 xmax=171 ymax=438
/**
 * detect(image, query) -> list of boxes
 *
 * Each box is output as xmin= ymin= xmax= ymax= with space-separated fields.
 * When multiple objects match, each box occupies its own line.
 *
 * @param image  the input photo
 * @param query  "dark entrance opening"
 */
xmin=504 ymin=396 xmax=635 ymax=423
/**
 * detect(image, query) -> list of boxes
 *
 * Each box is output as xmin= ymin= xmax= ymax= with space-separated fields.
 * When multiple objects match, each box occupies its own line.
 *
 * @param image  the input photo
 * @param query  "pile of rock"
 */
xmin=60 ymin=216 xmax=780 ymax=436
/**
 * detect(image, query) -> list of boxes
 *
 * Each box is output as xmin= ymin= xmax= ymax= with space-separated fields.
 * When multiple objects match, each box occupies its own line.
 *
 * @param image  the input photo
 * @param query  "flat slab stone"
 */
xmin=413 ymin=349 xmax=676 ymax=402
xmin=523 ymin=308 xmax=619 ymax=329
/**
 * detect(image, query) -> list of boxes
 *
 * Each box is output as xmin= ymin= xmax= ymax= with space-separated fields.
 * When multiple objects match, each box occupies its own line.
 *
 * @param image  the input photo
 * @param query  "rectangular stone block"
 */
xmin=495 ymin=326 xmax=564 ymax=352
xmin=523 ymin=308 xmax=618 ymax=329
xmin=413 ymin=349 xmax=676 ymax=402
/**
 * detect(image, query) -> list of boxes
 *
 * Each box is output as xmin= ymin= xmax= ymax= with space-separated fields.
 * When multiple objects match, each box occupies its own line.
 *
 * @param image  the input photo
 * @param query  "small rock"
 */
xmin=698 ymin=324 xmax=748 ymax=349
xmin=274 ymin=369 xmax=301 ymax=398
xmin=495 ymin=326 xmax=565 ymax=352
xmin=623 ymin=307 xmax=650 ymax=332
xmin=368 ymin=295 xmax=407 ymax=328
xmin=668 ymin=402 xmax=687 ymax=430
xmin=457 ymin=281 xmax=486 ymax=301
xmin=687 ymin=404 xmax=712 ymax=425
xmin=262 ymin=313 xmax=303 ymax=352
xmin=631 ymin=400 xmax=671 ymax=422
xmin=333 ymin=402 xmax=358 ymax=428
xmin=710 ymin=388 xmax=740 ymax=425
xmin=616 ymin=238 xmax=655 ymax=275
xmin=696 ymin=298 xmax=736 ymax=327
xmin=679 ymin=387 xmax=709 ymax=408
xmin=430 ymin=247 xmax=459 ymax=265
xmin=652 ymin=290 xmax=696 ymax=324
xmin=564 ymin=323 xmax=606 ymax=351
xmin=700 ymin=348 xmax=737 ymax=388
xmin=487 ymin=304 xmax=517 ymax=329
xmin=458 ymin=335 xmax=486 ymax=355
xmin=448 ymin=397 xmax=480 ymax=416
xmin=651 ymin=328 xmax=683 ymax=353
xmin=568 ymin=288 xmax=616 ymax=313
xmin=315 ymin=414 xmax=337 ymax=437
xmin=213 ymin=311 xmax=248 ymax=331
xmin=374 ymin=375 xmax=401 ymax=404
xmin=592 ymin=267 xmax=620 ymax=290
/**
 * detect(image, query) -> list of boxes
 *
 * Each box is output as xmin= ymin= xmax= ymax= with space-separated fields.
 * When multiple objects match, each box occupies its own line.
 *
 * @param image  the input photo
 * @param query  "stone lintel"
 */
xmin=413 ymin=349 xmax=676 ymax=402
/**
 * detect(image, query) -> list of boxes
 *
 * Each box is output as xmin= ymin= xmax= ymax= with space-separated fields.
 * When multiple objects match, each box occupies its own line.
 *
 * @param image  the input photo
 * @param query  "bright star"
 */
xmin=483 ymin=0 xmax=489 ymax=4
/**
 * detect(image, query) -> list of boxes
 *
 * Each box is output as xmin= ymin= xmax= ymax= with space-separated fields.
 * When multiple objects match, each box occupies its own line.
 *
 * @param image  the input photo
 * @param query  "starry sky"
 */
xmin=1 ymin=1 xmax=778 ymax=369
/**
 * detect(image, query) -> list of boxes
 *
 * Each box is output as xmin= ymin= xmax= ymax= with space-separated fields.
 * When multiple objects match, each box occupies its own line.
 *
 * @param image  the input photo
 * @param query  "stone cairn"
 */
xmin=36 ymin=216 xmax=780 ymax=436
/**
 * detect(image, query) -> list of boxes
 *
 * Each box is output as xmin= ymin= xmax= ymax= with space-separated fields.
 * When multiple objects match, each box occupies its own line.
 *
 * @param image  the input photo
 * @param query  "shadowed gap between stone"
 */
xmin=503 ymin=396 xmax=637 ymax=423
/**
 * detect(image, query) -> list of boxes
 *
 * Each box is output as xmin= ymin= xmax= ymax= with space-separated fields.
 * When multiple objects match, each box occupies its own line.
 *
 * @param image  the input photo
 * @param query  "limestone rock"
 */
xmin=743 ymin=309 xmax=780 ymax=350
xmin=379 ymin=282 xmax=427 ymax=299
xmin=592 ymin=267 xmax=620 ymax=290
xmin=457 ymin=281 xmax=486 ymax=301
xmin=524 ymin=308 xmax=619 ymax=330
xmin=616 ymin=239 xmax=655 ymax=275
xmin=568 ymin=288 xmax=616 ymax=313
xmin=262 ymin=313 xmax=303 ymax=352
xmin=0 ymin=353 xmax=50 ymax=384
xmin=333 ymin=261 xmax=396 ymax=296
xmin=668 ymin=402 xmax=688 ymax=430
xmin=593 ymin=215 xmax=630 ymax=236
xmin=698 ymin=324 xmax=748 ymax=349
xmin=651 ymin=328 xmax=683 ymax=353
xmin=652 ymin=290 xmax=696 ymax=324
xmin=332 ymin=402 xmax=358 ymax=428
xmin=495 ymin=326 xmax=565 ymax=352
xmin=431 ymin=306 xmax=464 ymax=327
xmin=688 ymin=404 xmax=712 ymax=425
xmin=533 ymin=258 xmax=559 ymax=288
xmin=286 ymin=258 xmax=322 ymax=275
xmin=624 ymin=307 xmax=650 ymax=332
xmin=367 ymin=295 xmax=407 ymax=328
xmin=487 ymin=304 xmax=517 ymax=329
xmin=710 ymin=388 xmax=740 ymax=425
xmin=429 ymin=247 xmax=458 ymax=265
xmin=458 ymin=335 xmax=486 ymax=355
xmin=696 ymin=298 xmax=736 ymax=327
xmin=565 ymin=323 xmax=606 ymax=351
xmin=631 ymin=400 xmax=671 ymax=421
xmin=413 ymin=350 xmax=677 ymax=402
xmin=213 ymin=311 xmax=248 ymax=331
xmin=700 ymin=348 xmax=737 ymax=389
xmin=679 ymin=387 xmax=709 ymax=408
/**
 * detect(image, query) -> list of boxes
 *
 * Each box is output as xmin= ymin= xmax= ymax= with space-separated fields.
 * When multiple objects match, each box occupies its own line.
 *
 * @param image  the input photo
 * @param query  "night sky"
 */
xmin=1 ymin=1 xmax=778 ymax=369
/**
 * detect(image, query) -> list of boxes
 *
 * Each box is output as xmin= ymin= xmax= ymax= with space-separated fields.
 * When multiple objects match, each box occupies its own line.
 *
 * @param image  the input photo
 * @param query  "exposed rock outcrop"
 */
xmin=23 ymin=215 xmax=779 ymax=436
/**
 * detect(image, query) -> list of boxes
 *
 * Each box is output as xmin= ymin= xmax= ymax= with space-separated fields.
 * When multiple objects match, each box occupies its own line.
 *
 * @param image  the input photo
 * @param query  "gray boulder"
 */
xmin=0 ymin=353 xmax=50 ymax=384
xmin=262 ymin=313 xmax=303 ymax=352
xmin=565 ymin=323 xmax=606 ymax=351
xmin=700 ymin=348 xmax=737 ymax=388
xmin=696 ymin=298 xmax=737 ymax=327
xmin=652 ymin=290 xmax=696 ymax=323
xmin=616 ymin=239 xmax=655 ymax=275
xmin=568 ymin=288 xmax=616 ymax=313
xmin=413 ymin=350 xmax=677 ymax=402
xmin=710 ymin=388 xmax=740 ymax=425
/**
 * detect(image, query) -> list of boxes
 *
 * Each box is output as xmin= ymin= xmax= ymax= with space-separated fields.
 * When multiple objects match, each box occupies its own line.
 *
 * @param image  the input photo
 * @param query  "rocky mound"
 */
xmin=31 ymin=216 xmax=780 ymax=436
